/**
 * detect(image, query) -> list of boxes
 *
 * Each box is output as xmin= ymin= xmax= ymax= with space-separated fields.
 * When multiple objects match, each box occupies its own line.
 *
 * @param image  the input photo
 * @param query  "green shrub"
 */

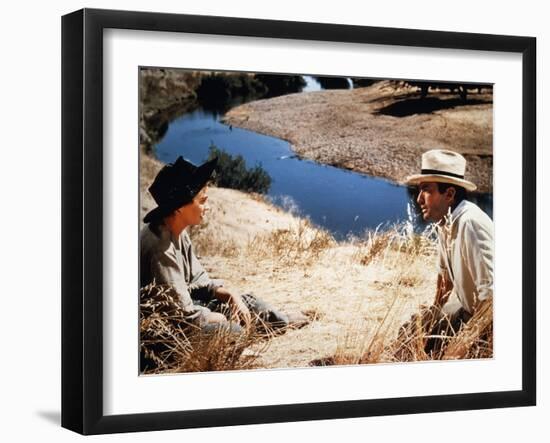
xmin=207 ymin=145 xmax=272 ymax=194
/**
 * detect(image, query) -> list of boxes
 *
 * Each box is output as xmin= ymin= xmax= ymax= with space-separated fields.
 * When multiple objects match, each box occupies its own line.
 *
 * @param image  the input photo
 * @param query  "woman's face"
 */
xmin=175 ymin=187 xmax=209 ymax=227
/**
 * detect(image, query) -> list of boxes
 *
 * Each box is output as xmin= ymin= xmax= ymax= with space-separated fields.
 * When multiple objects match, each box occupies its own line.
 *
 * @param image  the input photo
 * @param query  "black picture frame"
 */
xmin=61 ymin=8 xmax=536 ymax=435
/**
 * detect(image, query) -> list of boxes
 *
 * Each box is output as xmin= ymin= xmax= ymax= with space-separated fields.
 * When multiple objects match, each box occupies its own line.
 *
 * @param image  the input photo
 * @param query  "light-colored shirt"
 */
xmin=140 ymin=225 xmax=217 ymax=314
xmin=437 ymin=200 xmax=494 ymax=314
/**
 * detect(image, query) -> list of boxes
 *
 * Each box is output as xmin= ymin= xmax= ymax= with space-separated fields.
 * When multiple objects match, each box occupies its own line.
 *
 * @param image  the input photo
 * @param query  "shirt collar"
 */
xmin=450 ymin=199 xmax=469 ymax=221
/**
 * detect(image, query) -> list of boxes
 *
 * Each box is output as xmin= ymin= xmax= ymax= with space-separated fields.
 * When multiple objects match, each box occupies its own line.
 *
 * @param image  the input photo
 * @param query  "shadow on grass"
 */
xmin=376 ymin=96 xmax=492 ymax=117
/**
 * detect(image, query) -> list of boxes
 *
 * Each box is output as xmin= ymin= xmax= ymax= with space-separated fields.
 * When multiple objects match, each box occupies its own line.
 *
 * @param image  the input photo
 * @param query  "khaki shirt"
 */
xmin=437 ymin=200 xmax=494 ymax=315
xmin=140 ymin=225 xmax=217 ymax=314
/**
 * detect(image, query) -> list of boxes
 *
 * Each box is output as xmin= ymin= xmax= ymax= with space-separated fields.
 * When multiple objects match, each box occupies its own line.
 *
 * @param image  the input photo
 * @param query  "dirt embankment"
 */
xmin=224 ymin=81 xmax=493 ymax=193
xmin=139 ymin=69 xmax=204 ymax=153
xmin=139 ymin=69 xmax=295 ymax=154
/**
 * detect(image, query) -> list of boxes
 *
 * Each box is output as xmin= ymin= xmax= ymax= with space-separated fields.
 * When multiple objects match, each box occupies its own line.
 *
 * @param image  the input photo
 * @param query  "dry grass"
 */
xmin=323 ymin=300 xmax=493 ymax=368
xmin=247 ymin=219 xmax=336 ymax=266
xmin=199 ymin=209 xmax=426 ymax=369
xmin=313 ymin=224 xmax=493 ymax=367
xmin=327 ymin=296 xmax=493 ymax=367
xmin=442 ymin=299 xmax=493 ymax=360
xmin=140 ymin=283 xmax=270 ymax=374
xmin=353 ymin=220 xmax=438 ymax=266
xmin=189 ymin=217 xmax=241 ymax=258
xmin=139 ymin=173 xmax=492 ymax=371
xmin=386 ymin=298 xmax=493 ymax=363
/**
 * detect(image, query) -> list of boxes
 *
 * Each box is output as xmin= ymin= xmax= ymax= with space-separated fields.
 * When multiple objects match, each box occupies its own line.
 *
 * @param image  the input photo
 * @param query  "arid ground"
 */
xmin=224 ymin=81 xmax=493 ymax=192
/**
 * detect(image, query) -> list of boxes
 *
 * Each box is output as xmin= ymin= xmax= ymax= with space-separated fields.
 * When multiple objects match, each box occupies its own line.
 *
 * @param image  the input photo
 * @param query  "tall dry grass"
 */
xmin=327 ymin=222 xmax=493 ymax=366
xmin=141 ymin=186 xmax=492 ymax=372
xmin=189 ymin=216 xmax=241 ymax=258
xmin=247 ymin=219 xmax=335 ymax=266
xmin=189 ymin=198 xmax=335 ymax=265
xmin=140 ymin=283 xmax=270 ymax=374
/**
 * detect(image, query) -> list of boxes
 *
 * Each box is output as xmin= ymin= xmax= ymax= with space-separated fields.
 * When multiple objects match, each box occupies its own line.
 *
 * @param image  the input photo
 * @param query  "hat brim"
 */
xmin=404 ymin=174 xmax=477 ymax=192
xmin=143 ymin=157 xmax=218 ymax=224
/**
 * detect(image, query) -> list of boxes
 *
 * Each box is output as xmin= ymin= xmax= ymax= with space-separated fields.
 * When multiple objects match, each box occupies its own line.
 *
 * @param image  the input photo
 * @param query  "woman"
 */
xmin=140 ymin=156 xmax=307 ymax=332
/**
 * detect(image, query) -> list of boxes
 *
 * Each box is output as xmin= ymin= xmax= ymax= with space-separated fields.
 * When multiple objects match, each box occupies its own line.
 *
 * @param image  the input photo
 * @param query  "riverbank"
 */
xmin=139 ymin=69 xmax=306 ymax=154
xmin=224 ymin=81 xmax=493 ymax=193
xmin=139 ymin=69 xmax=204 ymax=153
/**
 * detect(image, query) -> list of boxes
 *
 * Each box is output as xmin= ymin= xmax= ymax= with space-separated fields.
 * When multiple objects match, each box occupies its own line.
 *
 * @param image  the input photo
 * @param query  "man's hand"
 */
xmin=214 ymin=287 xmax=252 ymax=327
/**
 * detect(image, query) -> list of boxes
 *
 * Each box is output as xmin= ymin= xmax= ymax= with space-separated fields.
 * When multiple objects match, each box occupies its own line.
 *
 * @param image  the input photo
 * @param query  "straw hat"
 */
xmin=405 ymin=149 xmax=477 ymax=192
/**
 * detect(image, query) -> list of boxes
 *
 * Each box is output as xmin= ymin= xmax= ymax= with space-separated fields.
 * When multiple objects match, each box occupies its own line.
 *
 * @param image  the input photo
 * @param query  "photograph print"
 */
xmin=138 ymin=68 xmax=494 ymax=375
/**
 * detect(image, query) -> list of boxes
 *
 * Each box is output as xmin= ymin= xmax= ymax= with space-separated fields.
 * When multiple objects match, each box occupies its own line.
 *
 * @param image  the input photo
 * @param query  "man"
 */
xmin=401 ymin=149 xmax=494 ymax=355
xmin=140 ymin=156 xmax=307 ymax=334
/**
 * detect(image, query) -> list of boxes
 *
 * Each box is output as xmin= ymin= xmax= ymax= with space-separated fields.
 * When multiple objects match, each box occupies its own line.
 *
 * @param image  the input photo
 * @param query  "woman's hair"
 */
xmin=148 ymin=218 xmax=163 ymax=237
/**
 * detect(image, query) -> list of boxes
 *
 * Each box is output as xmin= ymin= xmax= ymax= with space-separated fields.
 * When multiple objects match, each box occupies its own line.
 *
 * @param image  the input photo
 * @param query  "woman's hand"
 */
xmin=230 ymin=294 xmax=252 ymax=328
xmin=214 ymin=287 xmax=252 ymax=327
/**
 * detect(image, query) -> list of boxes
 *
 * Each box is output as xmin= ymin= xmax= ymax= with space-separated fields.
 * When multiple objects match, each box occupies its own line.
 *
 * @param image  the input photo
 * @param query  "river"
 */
xmin=153 ymin=77 xmax=492 ymax=240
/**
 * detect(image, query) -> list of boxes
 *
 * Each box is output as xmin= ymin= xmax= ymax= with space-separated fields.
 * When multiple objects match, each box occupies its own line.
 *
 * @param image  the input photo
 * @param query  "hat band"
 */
xmin=421 ymin=169 xmax=464 ymax=179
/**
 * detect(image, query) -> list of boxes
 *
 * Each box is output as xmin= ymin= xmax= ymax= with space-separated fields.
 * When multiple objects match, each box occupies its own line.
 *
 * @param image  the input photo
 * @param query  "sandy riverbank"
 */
xmin=224 ymin=81 xmax=493 ymax=193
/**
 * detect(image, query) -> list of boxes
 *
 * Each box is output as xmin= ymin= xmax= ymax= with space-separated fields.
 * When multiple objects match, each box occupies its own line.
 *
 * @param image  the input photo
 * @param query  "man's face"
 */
xmin=416 ymin=182 xmax=454 ymax=223
xmin=175 ymin=187 xmax=209 ymax=227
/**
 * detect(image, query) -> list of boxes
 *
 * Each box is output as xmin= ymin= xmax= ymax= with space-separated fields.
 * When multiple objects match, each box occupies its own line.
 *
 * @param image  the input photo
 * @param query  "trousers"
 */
xmin=191 ymin=288 xmax=289 ymax=333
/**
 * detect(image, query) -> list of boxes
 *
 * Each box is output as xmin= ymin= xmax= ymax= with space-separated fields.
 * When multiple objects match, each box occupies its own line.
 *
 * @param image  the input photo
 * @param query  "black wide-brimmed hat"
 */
xmin=143 ymin=156 xmax=217 ymax=224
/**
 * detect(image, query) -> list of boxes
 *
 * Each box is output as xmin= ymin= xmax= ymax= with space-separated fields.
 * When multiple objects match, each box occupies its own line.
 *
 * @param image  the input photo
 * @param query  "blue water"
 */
xmin=155 ymin=109 xmax=415 ymax=239
xmin=154 ymin=93 xmax=492 ymax=239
